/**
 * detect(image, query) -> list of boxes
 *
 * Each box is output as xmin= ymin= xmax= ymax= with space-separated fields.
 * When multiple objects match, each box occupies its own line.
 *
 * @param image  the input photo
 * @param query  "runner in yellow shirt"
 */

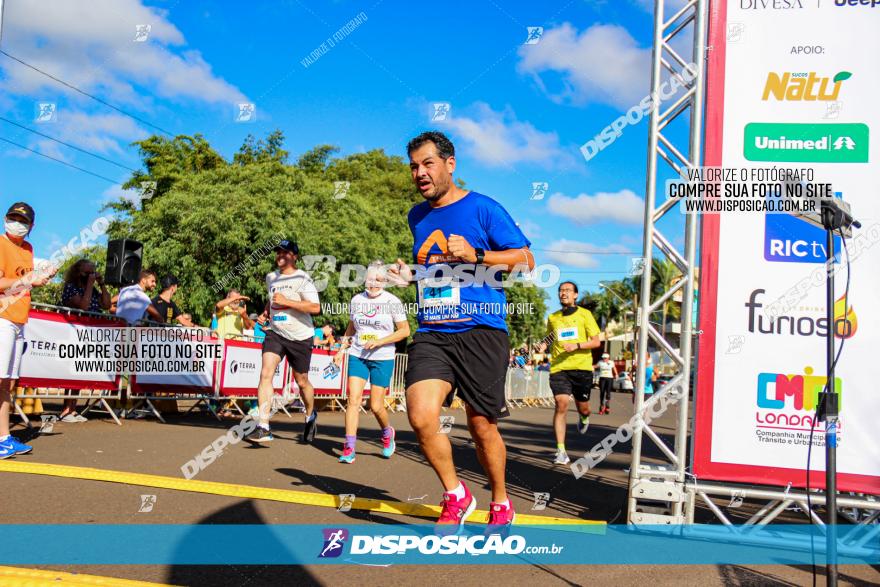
xmin=545 ymin=281 xmax=601 ymax=465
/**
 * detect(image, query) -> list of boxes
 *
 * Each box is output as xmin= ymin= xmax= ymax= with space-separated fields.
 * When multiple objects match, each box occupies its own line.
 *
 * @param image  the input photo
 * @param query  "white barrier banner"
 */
xmin=20 ymin=311 xmax=119 ymax=388
xmin=220 ymin=341 xmax=286 ymax=393
xmin=133 ymin=338 xmax=216 ymax=389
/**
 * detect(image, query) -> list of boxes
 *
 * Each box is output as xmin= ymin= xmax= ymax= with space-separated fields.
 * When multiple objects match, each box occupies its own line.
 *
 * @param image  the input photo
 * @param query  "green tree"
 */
xmin=505 ymin=282 xmax=548 ymax=348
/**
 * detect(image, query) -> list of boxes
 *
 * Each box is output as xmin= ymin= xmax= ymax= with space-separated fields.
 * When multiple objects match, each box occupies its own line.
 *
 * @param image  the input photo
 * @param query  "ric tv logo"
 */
xmin=762 ymin=71 xmax=851 ymax=102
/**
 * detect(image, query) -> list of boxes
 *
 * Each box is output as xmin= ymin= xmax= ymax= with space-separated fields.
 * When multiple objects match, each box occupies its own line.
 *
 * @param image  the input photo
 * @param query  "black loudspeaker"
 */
xmin=105 ymin=239 xmax=143 ymax=287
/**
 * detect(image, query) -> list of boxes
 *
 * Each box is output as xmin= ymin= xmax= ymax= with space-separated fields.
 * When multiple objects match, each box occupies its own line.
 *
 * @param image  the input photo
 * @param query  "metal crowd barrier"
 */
xmin=14 ymin=303 xmax=127 ymax=426
xmin=505 ymin=368 xmax=553 ymax=409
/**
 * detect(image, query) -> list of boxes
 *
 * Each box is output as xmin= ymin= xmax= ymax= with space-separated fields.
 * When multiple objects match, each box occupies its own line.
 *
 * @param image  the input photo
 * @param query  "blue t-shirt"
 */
xmin=253 ymin=322 xmax=266 ymax=343
xmin=408 ymin=191 xmax=531 ymax=333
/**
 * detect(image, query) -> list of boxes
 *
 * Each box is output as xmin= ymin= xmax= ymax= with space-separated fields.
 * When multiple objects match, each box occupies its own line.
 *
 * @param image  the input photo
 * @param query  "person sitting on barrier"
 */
xmin=243 ymin=239 xmax=321 ymax=445
xmin=152 ymin=275 xmax=194 ymax=327
xmin=58 ymin=259 xmax=111 ymax=422
xmin=332 ymin=261 xmax=409 ymax=464
xmin=0 ymin=202 xmax=58 ymax=459
xmin=114 ymin=270 xmax=163 ymax=326
xmin=214 ymin=290 xmax=254 ymax=340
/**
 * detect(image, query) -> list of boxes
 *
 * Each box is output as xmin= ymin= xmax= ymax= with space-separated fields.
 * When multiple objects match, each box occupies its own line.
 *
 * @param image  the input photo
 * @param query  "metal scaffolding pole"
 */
xmin=627 ymin=0 xmax=707 ymax=524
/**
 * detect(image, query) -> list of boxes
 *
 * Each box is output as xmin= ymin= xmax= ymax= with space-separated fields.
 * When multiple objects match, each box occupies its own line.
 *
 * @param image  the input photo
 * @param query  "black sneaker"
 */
xmin=244 ymin=426 xmax=273 ymax=444
xmin=301 ymin=412 xmax=317 ymax=444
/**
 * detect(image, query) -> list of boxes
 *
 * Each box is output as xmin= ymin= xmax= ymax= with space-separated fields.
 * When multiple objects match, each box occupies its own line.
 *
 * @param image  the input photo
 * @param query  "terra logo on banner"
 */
xmin=762 ymin=71 xmax=852 ymax=101
xmin=743 ymin=123 xmax=869 ymax=163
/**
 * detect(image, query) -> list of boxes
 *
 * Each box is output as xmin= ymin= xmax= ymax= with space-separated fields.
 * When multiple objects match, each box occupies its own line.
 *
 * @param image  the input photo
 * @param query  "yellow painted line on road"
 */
xmin=0 ymin=460 xmax=603 ymax=528
xmin=0 ymin=566 xmax=171 ymax=586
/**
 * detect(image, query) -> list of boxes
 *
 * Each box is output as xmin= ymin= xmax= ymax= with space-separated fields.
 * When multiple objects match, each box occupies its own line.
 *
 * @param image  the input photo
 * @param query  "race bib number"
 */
xmin=418 ymin=279 xmax=460 ymax=309
xmin=359 ymin=333 xmax=378 ymax=344
xmin=272 ymin=314 xmax=288 ymax=322
xmin=556 ymin=326 xmax=578 ymax=342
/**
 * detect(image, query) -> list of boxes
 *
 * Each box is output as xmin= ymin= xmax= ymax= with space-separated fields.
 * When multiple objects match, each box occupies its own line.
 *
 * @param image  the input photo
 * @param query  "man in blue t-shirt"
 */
xmin=389 ymin=131 xmax=534 ymax=533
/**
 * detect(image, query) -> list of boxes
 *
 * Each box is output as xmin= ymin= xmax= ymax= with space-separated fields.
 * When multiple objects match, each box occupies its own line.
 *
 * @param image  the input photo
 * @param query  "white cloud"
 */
xmin=517 ymin=23 xmax=651 ymax=109
xmin=443 ymin=102 xmax=575 ymax=169
xmin=518 ymin=219 xmax=542 ymax=240
xmin=1 ymin=0 xmax=247 ymax=107
xmin=36 ymin=112 xmax=147 ymax=158
xmin=547 ymin=189 xmax=644 ymax=225
xmin=543 ymin=239 xmax=632 ymax=269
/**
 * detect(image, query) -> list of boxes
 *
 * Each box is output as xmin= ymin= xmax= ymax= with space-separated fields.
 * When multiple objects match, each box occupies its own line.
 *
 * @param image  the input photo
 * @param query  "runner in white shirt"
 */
xmin=244 ymin=239 xmax=321 ymax=445
xmin=332 ymin=262 xmax=409 ymax=463
xmin=595 ymin=353 xmax=618 ymax=415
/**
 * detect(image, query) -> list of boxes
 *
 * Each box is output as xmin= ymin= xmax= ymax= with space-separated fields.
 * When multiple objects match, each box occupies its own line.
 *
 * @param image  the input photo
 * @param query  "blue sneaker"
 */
xmin=0 ymin=436 xmax=32 ymax=455
xmin=381 ymin=427 xmax=396 ymax=458
xmin=338 ymin=446 xmax=356 ymax=463
xmin=0 ymin=444 xmax=13 ymax=459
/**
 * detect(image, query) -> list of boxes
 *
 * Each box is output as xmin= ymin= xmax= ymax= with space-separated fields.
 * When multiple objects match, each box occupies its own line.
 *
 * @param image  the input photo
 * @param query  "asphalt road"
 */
xmin=1 ymin=392 xmax=877 ymax=586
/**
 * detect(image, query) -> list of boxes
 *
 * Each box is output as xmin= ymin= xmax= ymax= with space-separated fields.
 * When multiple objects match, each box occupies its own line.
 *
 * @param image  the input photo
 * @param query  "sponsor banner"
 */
xmin=0 ymin=524 xmax=875 ymax=565
xmin=301 ymin=349 xmax=357 ymax=397
xmin=696 ymin=1 xmax=880 ymax=492
xmin=19 ymin=310 xmax=122 ymax=390
xmin=130 ymin=336 xmax=218 ymax=393
xmin=218 ymin=339 xmax=287 ymax=396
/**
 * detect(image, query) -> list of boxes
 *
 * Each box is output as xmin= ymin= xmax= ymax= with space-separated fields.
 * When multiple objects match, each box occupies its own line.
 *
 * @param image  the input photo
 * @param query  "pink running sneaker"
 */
xmin=436 ymin=482 xmax=477 ymax=534
xmin=486 ymin=501 xmax=516 ymax=535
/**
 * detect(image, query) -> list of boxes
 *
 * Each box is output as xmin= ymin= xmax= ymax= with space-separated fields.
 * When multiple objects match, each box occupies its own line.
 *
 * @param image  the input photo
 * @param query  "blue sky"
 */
xmin=0 ymin=0 xmax=689 ymax=313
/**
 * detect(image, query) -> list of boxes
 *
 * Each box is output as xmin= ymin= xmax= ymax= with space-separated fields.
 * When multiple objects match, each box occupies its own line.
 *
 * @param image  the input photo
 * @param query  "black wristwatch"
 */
xmin=474 ymin=247 xmax=486 ymax=265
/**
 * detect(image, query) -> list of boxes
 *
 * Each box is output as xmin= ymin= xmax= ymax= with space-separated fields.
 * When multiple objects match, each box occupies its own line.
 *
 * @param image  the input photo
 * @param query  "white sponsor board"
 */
xmin=219 ymin=340 xmax=286 ymax=395
xmin=695 ymin=1 xmax=880 ymax=493
xmin=19 ymin=310 xmax=120 ymax=389
xmin=132 ymin=338 xmax=216 ymax=391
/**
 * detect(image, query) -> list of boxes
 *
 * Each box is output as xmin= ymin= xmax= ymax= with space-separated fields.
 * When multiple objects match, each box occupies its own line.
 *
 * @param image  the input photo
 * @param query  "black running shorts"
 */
xmin=262 ymin=330 xmax=313 ymax=374
xmin=550 ymin=370 xmax=593 ymax=403
xmin=404 ymin=327 xmax=510 ymax=419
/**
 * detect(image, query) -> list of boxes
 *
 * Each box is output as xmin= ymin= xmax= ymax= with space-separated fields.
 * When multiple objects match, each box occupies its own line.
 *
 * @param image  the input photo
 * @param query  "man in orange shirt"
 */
xmin=0 ymin=203 xmax=56 ymax=459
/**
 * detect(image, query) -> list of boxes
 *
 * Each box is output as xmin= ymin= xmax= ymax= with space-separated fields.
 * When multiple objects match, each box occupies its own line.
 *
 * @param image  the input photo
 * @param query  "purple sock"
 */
xmin=345 ymin=435 xmax=357 ymax=450
xmin=382 ymin=427 xmax=393 ymax=439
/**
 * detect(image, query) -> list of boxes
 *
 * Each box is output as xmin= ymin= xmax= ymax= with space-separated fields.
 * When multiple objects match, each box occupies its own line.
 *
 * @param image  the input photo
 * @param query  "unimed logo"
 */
xmin=744 ymin=123 xmax=869 ymax=163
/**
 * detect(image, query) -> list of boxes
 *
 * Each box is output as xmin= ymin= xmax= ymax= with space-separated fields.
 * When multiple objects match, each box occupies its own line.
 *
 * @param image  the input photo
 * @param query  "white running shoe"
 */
xmin=554 ymin=449 xmax=571 ymax=465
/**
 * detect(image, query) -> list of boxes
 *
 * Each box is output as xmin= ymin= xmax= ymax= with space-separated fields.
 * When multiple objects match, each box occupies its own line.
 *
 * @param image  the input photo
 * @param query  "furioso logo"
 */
xmin=319 ymin=528 xmax=348 ymax=558
xmin=415 ymin=229 xmax=461 ymax=265
xmin=745 ymin=289 xmax=857 ymax=339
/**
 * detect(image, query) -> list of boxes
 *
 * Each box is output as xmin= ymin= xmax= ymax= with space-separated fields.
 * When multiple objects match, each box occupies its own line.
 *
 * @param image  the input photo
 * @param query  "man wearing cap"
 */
xmin=244 ymin=239 xmax=321 ymax=444
xmin=0 ymin=202 xmax=58 ymax=459
xmin=595 ymin=352 xmax=618 ymax=415
xmin=152 ymin=275 xmax=194 ymax=327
